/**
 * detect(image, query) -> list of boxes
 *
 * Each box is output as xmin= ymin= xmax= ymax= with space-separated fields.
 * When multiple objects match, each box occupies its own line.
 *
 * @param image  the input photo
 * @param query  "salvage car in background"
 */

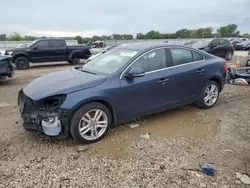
xmin=0 ymin=43 xmax=31 ymax=56
xmin=235 ymin=40 xmax=250 ymax=50
xmin=8 ymin=38 xmax=91 ymax=69
xmin=184 ymin=40 xmax=196 ymax=47
xmin=231 ymin=38 xmax=244 ymax=47
xmin=192 ymin=38 xmax=234 ymax=60
xmin=0 ymin=55 xmax=14 ymax=79
xmin=86 ymin=45 xmax=118 ymax=62
xmin=18 ymin=43 xmax=226 ymax=144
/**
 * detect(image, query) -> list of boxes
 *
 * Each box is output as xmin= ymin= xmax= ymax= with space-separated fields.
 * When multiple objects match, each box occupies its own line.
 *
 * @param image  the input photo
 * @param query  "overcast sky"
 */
xmin=0 ymin=0 xmax=249 ymax=37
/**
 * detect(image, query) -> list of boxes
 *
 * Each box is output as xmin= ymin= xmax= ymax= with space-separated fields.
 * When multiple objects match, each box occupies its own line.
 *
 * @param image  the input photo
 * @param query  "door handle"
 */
xmin=158 ymin=78 xmax=169 ymax=83
xmin=196 ymin=69 xmax=205 ymax=74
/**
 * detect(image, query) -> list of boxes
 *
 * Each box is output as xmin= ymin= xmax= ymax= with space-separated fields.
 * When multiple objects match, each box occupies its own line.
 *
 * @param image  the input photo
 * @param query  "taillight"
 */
xmin=223 ymin=62 xmax=227 ymax=71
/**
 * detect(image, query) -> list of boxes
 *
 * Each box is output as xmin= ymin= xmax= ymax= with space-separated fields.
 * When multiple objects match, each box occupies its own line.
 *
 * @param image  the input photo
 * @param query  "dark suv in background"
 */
xmin=192 ymin=38 xmax=234 ymax=61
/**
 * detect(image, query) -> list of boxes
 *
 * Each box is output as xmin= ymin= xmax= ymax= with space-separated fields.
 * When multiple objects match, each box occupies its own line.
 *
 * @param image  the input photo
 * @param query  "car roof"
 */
xmin=116 ymin=43 xmax=195 ymax=51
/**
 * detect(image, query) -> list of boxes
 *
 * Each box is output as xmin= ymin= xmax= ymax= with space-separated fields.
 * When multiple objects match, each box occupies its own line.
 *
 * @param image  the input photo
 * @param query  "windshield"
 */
xmin=192 ymin=40 xmax=212 ymax=49
xmin=81 ymin=48 xmax=139 ymax=74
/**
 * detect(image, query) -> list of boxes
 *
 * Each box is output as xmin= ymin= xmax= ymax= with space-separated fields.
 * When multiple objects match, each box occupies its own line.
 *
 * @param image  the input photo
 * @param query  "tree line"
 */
xmin=0 ymin=24 xmax=249 ymax=44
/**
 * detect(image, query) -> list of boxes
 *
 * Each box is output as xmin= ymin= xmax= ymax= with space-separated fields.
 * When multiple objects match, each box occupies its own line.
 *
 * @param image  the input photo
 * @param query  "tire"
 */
xmin=68 ymin=57 xmax=80 ymax=65
xmin=15 ymin=56 xmax=30 ymax=70
xmin=196 ymin=80 xmax=220 ymax=109
xmin=225 ymin=51 xmax=233 ymax=61
xmin=70 ymin=102 xmax=112 ymax=144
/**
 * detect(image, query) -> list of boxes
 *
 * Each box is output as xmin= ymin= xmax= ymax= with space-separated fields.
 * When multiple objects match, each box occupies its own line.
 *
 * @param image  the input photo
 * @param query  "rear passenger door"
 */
xmin=168 ymin=48 xmax=206 ymax=104
xmin=49 ymin=40 xmax=67 ymax=61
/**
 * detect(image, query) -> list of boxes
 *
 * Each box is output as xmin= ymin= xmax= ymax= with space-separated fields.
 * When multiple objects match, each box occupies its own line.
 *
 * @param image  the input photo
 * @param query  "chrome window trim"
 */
xmin=120 ymin=46 xmax=205 ymax=80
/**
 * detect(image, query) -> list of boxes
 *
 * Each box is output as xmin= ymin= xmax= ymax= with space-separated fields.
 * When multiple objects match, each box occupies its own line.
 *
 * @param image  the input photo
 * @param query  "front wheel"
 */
xmin=70 ymin=102 xmax=112 ymax=144
xmin=196 ymin=81 xmax=220 ymax=109
xmin=15 ymin=57 xmax=30 ymax=70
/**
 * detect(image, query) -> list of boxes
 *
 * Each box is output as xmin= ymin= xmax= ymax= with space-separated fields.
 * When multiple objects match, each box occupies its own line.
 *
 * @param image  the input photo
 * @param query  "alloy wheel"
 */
xmin=204 ymin=84 xmax=219 ymax=106
xmin=78 ymin=109 xmax=108 ymax=140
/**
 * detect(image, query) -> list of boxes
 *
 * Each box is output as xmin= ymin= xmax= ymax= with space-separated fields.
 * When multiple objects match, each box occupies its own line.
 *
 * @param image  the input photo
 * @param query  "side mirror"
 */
xmin=32 ymin=46 xmax=38 ymax=50
xmin=125 ymin=67 xmax=145 ymax=79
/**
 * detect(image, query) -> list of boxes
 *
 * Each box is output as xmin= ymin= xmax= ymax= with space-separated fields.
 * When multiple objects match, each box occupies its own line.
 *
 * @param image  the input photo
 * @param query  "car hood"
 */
xmin=6 ymin=47 xmax=29 ymax=53
xmin=23 ymin=67 xmax=107 ymax=101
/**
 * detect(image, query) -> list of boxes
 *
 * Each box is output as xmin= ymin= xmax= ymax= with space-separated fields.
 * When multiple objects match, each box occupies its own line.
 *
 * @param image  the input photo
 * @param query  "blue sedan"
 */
xmin=18 ymin=43 xmax=226 ymax=143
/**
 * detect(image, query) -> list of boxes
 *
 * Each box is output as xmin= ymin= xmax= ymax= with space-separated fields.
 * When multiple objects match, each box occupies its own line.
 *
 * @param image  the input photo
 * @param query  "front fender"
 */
xmin=60 ymin=88 xmax=115 ymax=111
xmin=13 ymin=52 xmax=30 ymax=61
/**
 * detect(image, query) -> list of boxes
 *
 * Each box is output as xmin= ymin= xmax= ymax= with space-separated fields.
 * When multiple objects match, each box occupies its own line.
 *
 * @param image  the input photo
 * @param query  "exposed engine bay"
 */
xmin=18 ymin=90 xmax=69 ymax=137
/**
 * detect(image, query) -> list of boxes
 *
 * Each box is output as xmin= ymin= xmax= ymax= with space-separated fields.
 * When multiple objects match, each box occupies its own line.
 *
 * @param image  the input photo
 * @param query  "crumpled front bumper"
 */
xmin=18 ymin=90 xmax=71 ymax=138
xmin=0 ymin=57 xmax=14 ymax=78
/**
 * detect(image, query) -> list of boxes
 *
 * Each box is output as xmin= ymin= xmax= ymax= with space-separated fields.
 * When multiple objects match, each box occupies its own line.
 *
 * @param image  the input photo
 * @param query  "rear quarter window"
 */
xmin=192 ymin=51 xmax=204 ymax=61
xmin=170 ymin=48 xmax=193 ymax=66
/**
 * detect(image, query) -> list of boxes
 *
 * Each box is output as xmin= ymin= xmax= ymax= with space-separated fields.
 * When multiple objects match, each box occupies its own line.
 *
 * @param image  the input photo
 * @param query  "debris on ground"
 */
xmin=236 ymin=172 xmax=250 ymax=184
xmin=139 ymin=133 xmax=150 ymax=139
xmin=199 ymin=162 xmax=215 ymax=176
xmin=232 ymin=78 xmax=248 ymax=85
xmin=227 ymin=67 xmax=250 ymax=85
xmin=129 ymin=124 xmax=139 ymax=128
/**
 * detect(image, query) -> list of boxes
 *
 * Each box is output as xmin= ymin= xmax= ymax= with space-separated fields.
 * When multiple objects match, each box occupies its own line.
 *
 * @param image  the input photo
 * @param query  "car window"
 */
xmin=36 ymin=41 xmax=49 ymax=49
xmin=50 ymin=40 xmax=65 ymax=48
xmin=192 ymin=51 xmax=204 ymax=61
xmin=170 ymin=48 xmax=193 ymax=66
xmin=220 ymin=39 xmax=229 ymax=45
xmin=192 ymin=40 xmax=211 ymax=49
xmin=129 ymin=49 xmax=166 ymax=73
xmin=211 ymin=39 xmax=220 ymax=46
xmin=82 ymin=49 xmax=138 ymax=74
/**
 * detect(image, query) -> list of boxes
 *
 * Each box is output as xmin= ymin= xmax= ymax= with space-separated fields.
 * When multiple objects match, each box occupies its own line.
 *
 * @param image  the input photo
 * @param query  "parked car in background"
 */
xmin=86 ymin=45 xmax=119 ymax=62
xmin=192 ymin=38 xmax=234 ymax=60
xmin=247 ymin=49 xmax=250 ymax=67
xmin=18 ymin=43 xmax=226 ymax=143
xmin=0 ymin=43 xmax=31 ymax=56
xmin=184 ymin=40 xmax=196 ymax=47
xmin=231 ymin=38 xmax=244 ymax=47
xmin=235 ymin=40 xmax=250 ymax=50
xmin=8 ymin=38 xmax=92 ymax=69
xmin=0 ymin=56 xmax=14 ymax=79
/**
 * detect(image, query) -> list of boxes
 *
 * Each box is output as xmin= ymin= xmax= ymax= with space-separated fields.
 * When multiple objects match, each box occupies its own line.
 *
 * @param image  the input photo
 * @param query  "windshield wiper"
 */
xmin=81 ymin=69 xmax=97 ymax=75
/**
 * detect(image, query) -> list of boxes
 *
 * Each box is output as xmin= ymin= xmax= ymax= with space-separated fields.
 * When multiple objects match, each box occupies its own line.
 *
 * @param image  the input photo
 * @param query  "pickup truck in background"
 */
xmin=6 ymin=38 xmax=92 ymax=69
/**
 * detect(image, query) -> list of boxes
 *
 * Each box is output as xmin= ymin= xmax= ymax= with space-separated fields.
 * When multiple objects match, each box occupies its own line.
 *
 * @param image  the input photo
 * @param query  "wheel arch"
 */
xmin=13 ymin=53 xmax=30 ymax=62
xmin=69 ymin=98 xmax=117 ymax=126
xmin=69 ymin=50 xmax=82 ymax=60
xmin=208 ymin=76 xmax=222 ymax=92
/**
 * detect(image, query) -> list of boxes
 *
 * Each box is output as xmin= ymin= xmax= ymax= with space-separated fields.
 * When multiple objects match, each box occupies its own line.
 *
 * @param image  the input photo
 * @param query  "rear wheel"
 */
xmin=68 ymin=57 xmax=80 ymax=65
xmin=225 ymin=51 xmax=233 ymax=61
xmin=70 ymin=102 xmax=112 ymax=144
xmin=196 ymin=80 xmax=220 ymax=109
xmin=15 ymin=57 xmax=30 ymax=70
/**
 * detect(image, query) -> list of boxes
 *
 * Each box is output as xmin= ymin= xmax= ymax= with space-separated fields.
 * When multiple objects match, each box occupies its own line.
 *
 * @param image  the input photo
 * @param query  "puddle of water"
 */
xmin=92 ymin=107 xmax=220 ymax=157
xmin=93 ymin=108 xmax=220 ymax=156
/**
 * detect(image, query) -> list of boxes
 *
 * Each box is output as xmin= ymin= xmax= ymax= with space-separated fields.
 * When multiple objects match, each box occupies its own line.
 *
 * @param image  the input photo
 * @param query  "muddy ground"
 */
xmin=0 ymin=62 xmax=250 ymax=188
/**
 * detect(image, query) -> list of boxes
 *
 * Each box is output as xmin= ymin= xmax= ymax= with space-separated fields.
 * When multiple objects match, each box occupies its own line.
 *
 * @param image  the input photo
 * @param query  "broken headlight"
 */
xmin=35 ymin=94 xmax=66 ymax=114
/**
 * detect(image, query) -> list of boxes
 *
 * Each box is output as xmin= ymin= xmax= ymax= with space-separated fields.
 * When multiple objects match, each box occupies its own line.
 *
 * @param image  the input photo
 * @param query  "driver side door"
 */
xmin=117 ymin=48 xmax=173 ymax=121
xmin=30 ymin=40 xmax=53 ymax=62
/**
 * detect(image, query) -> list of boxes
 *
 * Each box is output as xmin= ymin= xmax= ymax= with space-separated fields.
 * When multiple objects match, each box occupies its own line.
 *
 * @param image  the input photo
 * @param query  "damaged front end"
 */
xmin=18 ymin=90 xmax=71 ymax=138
